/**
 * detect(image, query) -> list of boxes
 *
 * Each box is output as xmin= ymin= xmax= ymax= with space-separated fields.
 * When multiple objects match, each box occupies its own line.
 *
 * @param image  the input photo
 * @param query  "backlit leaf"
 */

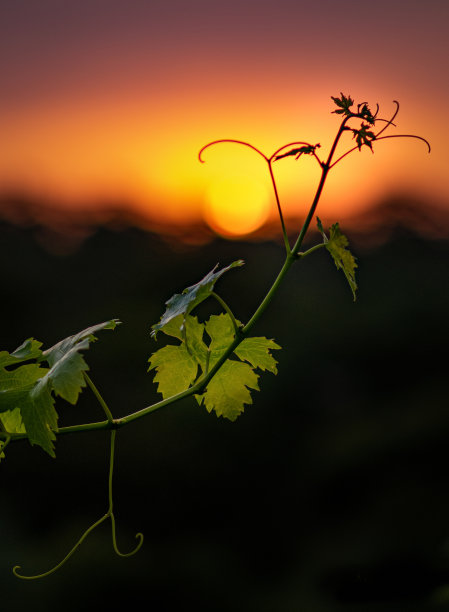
xmin=198 ymin=359 xmax=259 ymax=421
xmin=0 ymin=408 xmax=25 ymax=434
xmin=148 ymin=344 xmax=199 ymax=398
xmin=204 ymin=313 xmax=238 ymax=367
xmin=151 ymin=260 xmax=244 ymax=337
xmin=331 ymin=92 xmax=354 ymax=116
xmin=274 ymin=144 xmax=320 ymax=161
xmin=148 ymin=314 xmax=209 ymax=397
xmin=352 ymin=123 xmax=376 ymax=151
xmin=0 ymin=338 xmax=43 ymax=368
xmin=234 ymin=337 xmax=281 ymax=373
xmin=317 ymin=218 xmax=358 ymax=300
xmin=150 ymin=309 xmax=281 ymax=421
xmin=0 ymin=320 xmax=119 ymax=455
xmin=42 ymin=320 xmax=120 ymax=404
xmin=0 ymin=363 xmax=57 ymax=456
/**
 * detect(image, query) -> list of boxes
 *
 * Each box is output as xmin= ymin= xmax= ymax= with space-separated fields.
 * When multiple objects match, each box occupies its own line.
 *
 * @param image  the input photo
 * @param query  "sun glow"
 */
xmin=203 ymin=177 xmax=270 ymax=237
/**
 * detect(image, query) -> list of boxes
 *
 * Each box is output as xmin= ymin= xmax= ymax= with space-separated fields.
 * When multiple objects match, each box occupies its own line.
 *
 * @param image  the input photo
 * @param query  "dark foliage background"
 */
xmin=1 ymin=209 xmax=449 ymax=611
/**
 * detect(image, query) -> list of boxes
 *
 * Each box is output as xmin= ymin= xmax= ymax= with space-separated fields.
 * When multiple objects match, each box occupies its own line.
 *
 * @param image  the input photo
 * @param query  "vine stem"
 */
xmin=210 ymin=292 xmax=241 ymax=334
xmin=4 ymin=96 xmax=431 ymax=582
xmin=2 ymin=117 xmax=350 ymax=444
xmin=12 ymin=430 xmax=143 ymax=579
xmin=84 ymin=372 xmax=114 ymax=423
xmin=2 ymin=103 xmax=428 ymax=445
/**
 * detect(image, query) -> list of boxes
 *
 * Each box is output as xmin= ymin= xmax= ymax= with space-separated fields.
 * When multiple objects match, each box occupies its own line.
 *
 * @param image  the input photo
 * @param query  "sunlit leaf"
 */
xmin=42 ymin=319 xmax=120 ymax=404
xmin=317 ymin=218 xmax=358 ymax=300
xmin=150 ymin=310 xmax=281 ymax=421
xmin=151 ymin=260 xmax=244 ymax=337
xmin=235 ymin=337 xmax=281 ymax=374
xmin=198 ymin=359 xmax=259 ymax=421
xmin=148 ymin=344 xmax=199 ymax=398
xmin=0 ymin=338 xmax=43 ymax=368
xmin=0 ymin=320 xmax=119 ymax=456
xmin=0 ymin=363 xmax=57 ymax=456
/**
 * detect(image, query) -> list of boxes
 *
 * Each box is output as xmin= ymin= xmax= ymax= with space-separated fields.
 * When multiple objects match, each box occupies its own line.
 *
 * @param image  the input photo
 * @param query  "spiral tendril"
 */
xmin=13 ymin=429 xmax=143 ymax=580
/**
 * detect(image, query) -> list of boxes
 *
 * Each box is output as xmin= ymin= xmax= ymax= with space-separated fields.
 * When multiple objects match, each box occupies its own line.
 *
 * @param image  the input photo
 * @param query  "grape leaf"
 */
xmin=274 ymin=144 xmax=320 ymax=161
xmin=41 ymin=319 xmax=120 ymax=404
xmin=0 ymin=320 xmax=119 ymax=456
xmin=0 ymin=338 xmax=43 ymax=368
xmin=148 ymin=344 xmax=199 ymax=399
xmin=200 ymin=317 xmax=280 ymax=419
xmin=331 ymin=92 xmax=354 ymax=116
xmin=317 ymin=218 xmax=358 ymax=300
xmin=358 ymin=103 xmax=376 ymax=124
xmin=0 ymin=363 xmax=57 ymax=456
xmin=204 ymin=313 xmax=238 ymax=367
xmin=22 ymin=379 xmax=58 ymax=456
xmin=198 ymin=359 xmax=259 ymax=421
xmin=0 ymin=440 xmax=5 ymax=462
xmin=0 ymin=364 xmax=48 ymax=413
xmin=151 ymin=260 xmax=244 ymax=337
xmin=160 ymin=315 xmax=208 ymax=363
xmin=0 ymin=407 xmax=25 ymax=434
xmin=352 ymin=123 xmax=376 ymax=151
xmin=234 ymin=337 xmax=281 ymax=373
xmin=148 ymin=315 xmax=208 ymax=397
xmin=150 ymin=311 xmax=281 ymax=421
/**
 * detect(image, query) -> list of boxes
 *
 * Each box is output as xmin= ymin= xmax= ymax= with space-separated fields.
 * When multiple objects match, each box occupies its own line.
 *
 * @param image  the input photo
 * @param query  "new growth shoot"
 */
xmin=0 ymin=93 xmax=430 ymax=578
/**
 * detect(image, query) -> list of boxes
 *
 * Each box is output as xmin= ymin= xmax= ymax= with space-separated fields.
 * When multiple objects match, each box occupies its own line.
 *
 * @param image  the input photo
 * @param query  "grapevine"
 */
xmin=0 ymin=94 xmax=430 ymax=578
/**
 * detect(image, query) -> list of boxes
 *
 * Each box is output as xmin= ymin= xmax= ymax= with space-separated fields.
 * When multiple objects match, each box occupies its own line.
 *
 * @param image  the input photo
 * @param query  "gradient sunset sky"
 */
xmin=1 ymin=0 xmax=447 ymax=235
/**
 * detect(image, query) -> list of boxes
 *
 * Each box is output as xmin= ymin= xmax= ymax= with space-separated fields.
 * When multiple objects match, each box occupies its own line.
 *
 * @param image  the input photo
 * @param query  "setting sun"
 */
xmin=203 ymin=177 xmax=270 ymax=237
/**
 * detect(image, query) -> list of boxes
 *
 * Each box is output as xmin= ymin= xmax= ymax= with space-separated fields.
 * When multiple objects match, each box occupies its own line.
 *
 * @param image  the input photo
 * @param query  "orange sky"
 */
xmin=1 ymin=0 xmax=448 ymax=237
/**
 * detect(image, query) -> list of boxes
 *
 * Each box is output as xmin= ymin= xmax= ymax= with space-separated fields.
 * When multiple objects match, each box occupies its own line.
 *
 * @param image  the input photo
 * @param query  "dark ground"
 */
xmin=1 ymin=206 xmax=449 ymax=611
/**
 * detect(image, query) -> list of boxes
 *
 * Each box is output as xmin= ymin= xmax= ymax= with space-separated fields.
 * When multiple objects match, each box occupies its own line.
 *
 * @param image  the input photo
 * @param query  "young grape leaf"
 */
xmin=352 ymin=123 xmax=376 ymax=151
xmin=0 ymin=338 xmax=43 ymax=368
xmin=274 ymin=144 xmax=320 ymax=161
xmin=148 ymin=344 xmax=199 ymax=398
xmin=0 ymin=407 xmax=25 ymax=434
xmin=317 ymin=218 xmax=358 ymax=300
xmin=41 ymin=319 xmax=120 ymax=404
xmin=331 ymin=92 xmax=354 ymax=116
xmin=160 ymin=314 xmax=209 ymax=363
xmin=0 ymin=364 xmax=48 ymax=413
xmin=234 ymin=337 xmax=281 ymax=373
xmin=148 ymin=315 xmax=209 ymax=397
xmin=0 ymin=320 xmax=119 ymax=456
xmin=358 ymin=103 xmax=376 ymax=125
xmin=199 ymin=317 xmax=280 ymax=419
xmin=204 ymin=313 xmax=239 ymax=368
xmin=21 ymin=378 xmax=58 ymax=456
xmin=151 ymin=260 xmax=244 ymax=337
xmin=197 ymin=359 xmax=259 ymax=421
xmin=0 ymin=363 xmax=57 ymax=456
xmin=150 ymin=310 xmax=281 ymax=421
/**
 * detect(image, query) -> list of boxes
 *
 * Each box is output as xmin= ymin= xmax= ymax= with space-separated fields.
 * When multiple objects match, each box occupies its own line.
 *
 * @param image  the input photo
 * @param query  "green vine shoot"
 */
xmin=0 ymin=93 xmax=430 ymax=579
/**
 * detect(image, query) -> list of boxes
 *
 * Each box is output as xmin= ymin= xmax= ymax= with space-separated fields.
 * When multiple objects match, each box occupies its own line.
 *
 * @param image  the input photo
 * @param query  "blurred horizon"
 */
xmin=1 ymin=188 xmax=448 ymax=255
xmin=1 ymin=0 xmax=448 ymax=239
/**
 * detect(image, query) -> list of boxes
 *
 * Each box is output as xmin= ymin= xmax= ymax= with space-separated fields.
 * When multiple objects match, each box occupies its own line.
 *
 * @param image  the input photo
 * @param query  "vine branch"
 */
xmin=1 ymin=93 xmax=430 ymax=579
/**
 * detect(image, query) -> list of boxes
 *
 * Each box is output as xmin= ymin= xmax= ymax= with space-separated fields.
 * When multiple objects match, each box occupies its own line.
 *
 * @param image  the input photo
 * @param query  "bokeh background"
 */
xmin=1 ymin=1 xmax=449 ymax=610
